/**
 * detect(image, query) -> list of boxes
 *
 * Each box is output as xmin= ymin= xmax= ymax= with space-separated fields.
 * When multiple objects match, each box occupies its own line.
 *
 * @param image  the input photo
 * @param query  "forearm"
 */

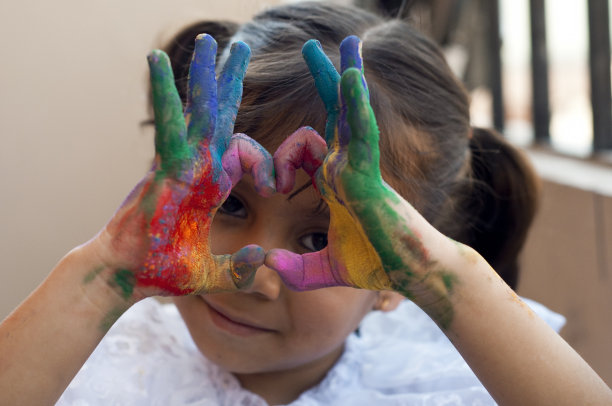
xmin=0 ymin=242 xmax=134 ymax=405
xmin=435 ymin=244 xmax=612 ymax=405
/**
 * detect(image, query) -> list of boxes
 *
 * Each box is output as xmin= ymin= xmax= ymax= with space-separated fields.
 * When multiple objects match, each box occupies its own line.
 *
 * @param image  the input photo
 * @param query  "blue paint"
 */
xmin=215 ymin=40 xmax=251 ymax=160
xmin=302 ymin=39 xmax=340 ymax=145
xmin=339 ymin=36 xmax=362 ymax=73
xmin=303 ymin=36 xmax=370 ymax=148
xmin=186 ymin=34 xmax=218 ymax=143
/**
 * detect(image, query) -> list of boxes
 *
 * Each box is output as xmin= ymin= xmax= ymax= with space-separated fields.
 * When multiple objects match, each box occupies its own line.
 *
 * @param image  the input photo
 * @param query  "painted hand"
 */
xmin=98 ymin=34 xmax=274 ymax=298
xmin=267 ymin=37 xmax=459 ymax=325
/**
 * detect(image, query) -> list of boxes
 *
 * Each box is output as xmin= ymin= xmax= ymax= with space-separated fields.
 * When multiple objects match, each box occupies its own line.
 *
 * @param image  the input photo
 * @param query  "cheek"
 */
xmin=286 ymin=288 xmax=377 ymax=343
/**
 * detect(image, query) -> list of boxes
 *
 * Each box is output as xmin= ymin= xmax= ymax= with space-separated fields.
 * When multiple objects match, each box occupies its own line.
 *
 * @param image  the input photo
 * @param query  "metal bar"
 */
xmin=529 ymin=0 xmax=550 ymax=144
xmin=588 ymin=0 xmax=612 ymax=152
xmin=485 ymin=0 xmax=504 ymax=132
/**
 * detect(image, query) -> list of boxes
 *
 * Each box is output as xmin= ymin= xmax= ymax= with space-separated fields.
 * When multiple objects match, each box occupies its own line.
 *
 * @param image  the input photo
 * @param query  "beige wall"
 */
xmin=518 ymin=179 xmax=612 ymax=386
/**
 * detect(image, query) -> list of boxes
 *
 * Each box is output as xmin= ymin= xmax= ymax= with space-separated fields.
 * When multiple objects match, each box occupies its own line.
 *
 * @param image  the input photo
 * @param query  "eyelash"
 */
xmin=218 ymin=193 xmax=328 ymax=252
xmin=218 ymin=194 xmax=247 ymax=218
xmin=299 ymin=232 xmax=328 ymax=253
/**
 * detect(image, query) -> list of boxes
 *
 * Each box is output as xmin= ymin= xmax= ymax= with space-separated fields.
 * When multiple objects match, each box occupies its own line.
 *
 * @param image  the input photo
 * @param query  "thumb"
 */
xmin=265 ymin=248 xmax=345 ymax=291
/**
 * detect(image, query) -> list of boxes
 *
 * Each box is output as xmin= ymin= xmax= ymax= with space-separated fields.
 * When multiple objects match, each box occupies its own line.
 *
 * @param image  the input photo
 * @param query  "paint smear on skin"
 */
xmin=324 ymin=198 xmax=392 ymax=290
xmin=302 ymin=40 xmax=341 ymax=145
xmin=325 ymin=58 xmax=459 ymax=327
xmin=99 ymin=307 xmax=126 ymax=332
xmin=83 ymin=266 xmax=104 ymax=284
xmin=273 ymin=127 xmax=327 ymax=194
xmin=113 ymin=269 xmax=136 ymax=299
xmin=136 ymin=154 xmax=222 ymax=295
xmin=222 ymin=133 xmax=276 ymax=196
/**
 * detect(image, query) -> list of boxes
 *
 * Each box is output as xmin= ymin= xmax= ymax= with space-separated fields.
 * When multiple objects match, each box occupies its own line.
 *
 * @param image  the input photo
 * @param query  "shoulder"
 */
xmin=293 ymin=298 xmax=564 ymax=406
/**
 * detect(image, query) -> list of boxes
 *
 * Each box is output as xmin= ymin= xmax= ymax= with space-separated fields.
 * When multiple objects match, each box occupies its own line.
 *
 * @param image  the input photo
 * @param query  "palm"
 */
xmin=100 ymin=35 xmax=267 ymax=297
xmin=310 ymin=135 xmax=391 ymax=290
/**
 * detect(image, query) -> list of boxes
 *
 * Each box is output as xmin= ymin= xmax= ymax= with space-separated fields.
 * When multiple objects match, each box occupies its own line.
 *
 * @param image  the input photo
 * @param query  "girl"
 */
xmin=1 ymin=2 xmax=610 ymax=405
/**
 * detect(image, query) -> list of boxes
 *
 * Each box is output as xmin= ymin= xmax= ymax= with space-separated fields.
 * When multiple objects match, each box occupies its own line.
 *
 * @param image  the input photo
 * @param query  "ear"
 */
xmin=373 ymin=291 xmax=404 ymax=312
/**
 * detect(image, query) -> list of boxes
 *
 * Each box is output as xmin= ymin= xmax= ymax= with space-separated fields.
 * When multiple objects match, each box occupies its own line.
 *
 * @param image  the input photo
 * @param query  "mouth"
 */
xmin=201 ymin=296 xmax=276 ymax=337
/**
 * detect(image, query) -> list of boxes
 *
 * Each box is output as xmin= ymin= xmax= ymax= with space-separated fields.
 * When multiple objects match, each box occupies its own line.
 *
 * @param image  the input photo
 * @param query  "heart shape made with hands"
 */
xmin=125 ymin=31 xmax=458 ymax=330
xmin=223 ymin=122 xmax=393 ymax=294
xmin=109 ymin=33 xmax=382 ymax=299
xmin=225 ymin=36 xmax=396 ymax=294
xmin=116 ymin=32 xmax=427 ymax=303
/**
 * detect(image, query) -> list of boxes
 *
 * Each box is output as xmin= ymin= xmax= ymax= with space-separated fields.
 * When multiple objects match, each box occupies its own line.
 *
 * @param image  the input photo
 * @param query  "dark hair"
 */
xmin=160 ymin=1 xmax=539 ymax=289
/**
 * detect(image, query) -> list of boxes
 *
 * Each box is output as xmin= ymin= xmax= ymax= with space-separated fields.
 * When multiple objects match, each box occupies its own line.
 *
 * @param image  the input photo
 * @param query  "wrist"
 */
xmin=56 ymin=242 xmax=141 ymax=331
xmin=394 ymin=234 xmax=484 ymax=330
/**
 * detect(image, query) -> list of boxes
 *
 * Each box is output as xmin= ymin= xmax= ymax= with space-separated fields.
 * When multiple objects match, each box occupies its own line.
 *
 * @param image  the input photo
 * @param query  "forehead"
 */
xmin=235 ymin=168 xmax=327 ymax=217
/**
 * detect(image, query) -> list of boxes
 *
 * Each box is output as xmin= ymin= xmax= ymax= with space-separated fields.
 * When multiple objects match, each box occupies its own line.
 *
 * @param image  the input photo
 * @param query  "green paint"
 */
xmin=441 ymin=272 xmax=457 ymax=292
xmin=99 ymin=307 xmax=125 ymax=332
xmin=148 ymin=50 xmax=191 ymax=178
xmin=337 ymin=67 xmax=458 ymax=330
xmin=426 ymin=305 xmax=454 ymax=331
xmin=83 ymin=266 xmax=104 ymax=284
xmin=113 ymin=269 xmax=136 ymax=299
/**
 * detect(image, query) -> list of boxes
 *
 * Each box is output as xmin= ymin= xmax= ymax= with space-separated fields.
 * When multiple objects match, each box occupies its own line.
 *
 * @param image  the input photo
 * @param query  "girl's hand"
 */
xmin=95 ymin=34 xmax=274 ymax=300
xmin=267 ymin=37 xmax=465 ymax=327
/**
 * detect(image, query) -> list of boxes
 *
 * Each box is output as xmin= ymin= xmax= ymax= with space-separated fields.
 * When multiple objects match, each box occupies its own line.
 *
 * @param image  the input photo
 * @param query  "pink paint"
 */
xmin=273 ymin=127 xmax=327 ymax=194
xmin=222 ymin=133 xmax=276 ymax=197
xmin=265 ymin=248 xmax=348 ymax=290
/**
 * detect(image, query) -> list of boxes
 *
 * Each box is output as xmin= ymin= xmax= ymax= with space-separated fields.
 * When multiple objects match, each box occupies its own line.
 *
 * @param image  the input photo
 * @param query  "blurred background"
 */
xmin=1 ymin=0 xmax=611 ymax=386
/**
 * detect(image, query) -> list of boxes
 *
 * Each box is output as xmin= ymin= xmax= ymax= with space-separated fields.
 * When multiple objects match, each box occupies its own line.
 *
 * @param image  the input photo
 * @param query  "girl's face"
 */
xmin=173 ymin=170 xmax=378 ymax=379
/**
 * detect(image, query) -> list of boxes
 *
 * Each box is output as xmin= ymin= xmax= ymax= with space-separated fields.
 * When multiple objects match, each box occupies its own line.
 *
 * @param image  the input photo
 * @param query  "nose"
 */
xmin=239 ymin=223 xmax=287 ymax=300
xmin=242 ymin=263 xmax=284 ymax=300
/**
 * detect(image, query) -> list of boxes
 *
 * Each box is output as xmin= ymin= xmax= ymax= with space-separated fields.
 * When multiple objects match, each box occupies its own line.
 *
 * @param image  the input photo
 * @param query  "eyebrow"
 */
xmin=287 ymin=181 xmax=312 ymax=201
xmin=286 ymin=180 xmax=330 ymax=217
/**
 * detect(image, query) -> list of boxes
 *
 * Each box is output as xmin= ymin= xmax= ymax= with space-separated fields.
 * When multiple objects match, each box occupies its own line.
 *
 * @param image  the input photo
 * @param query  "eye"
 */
xmin=218 ymin=194 xmax=247 ymax=218
xmin=300 ymin=232 xmax=328 ymax=252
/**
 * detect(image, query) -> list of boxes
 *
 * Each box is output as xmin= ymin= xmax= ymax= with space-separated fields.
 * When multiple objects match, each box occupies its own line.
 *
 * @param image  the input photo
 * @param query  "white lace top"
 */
xmin=57 ymin=297 xmax=565 ymax=406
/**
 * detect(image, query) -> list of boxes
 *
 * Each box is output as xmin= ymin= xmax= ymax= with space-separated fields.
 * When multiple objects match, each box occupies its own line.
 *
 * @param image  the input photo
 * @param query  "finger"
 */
xmin=265 ymin=248 xmax=345 ymax=291
xmin=205 ymin=245 xmax=265 ymax=292
xmin=273 ymin=127 xmax=327 ymax=194
xmin=302 ymin=39 xmax=340 ymax=146
xmin=222 ymin=133 xmax=276 ymax=197
xmin=341 ymin=68 xmax=380 ymax=174
xmin=337 ymin=36 xmax=366 ymax=148
xmin=230 ymin=245 xmax=265 ymax=289
xmin=186 ymin=34 xmax=218 ymax=144
xmin=214 ymin=41 xmax=251 ymax=157
xmin=339 ymin=35 xmax=369 ymax=98
xmin=148 ymin=50 xmax=188 ymax=177
xmin=340 ymin=35 xmax=363 ymax=72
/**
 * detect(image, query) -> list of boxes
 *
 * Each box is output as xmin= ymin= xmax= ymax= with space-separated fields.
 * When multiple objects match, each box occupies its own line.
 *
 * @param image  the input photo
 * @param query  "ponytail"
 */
xmin=453 ymin=128 xmax=540 ymax=289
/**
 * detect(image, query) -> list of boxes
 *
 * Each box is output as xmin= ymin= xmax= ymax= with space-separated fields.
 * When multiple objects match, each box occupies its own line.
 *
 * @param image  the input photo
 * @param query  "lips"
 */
xmin=201 ymin=296 xmax=276 ymax=336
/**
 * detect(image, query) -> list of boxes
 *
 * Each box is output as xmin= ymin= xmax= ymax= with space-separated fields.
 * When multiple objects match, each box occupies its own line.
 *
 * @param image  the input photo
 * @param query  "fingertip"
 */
xmin=195 ymin=33 xmax=217 ymax=48
xmin=230 ymin=40 xmax=252 ymax=59
xmin=302 ymin=39 xmax=322 ymax=58
xmin=253 ymin=165 xmax=276 ymax=197
xmin=254 ymin=177 xmax=276 ymax=198
xmin=273 ymin=127 xmax=326 ymax=193
xmin=192 ymin=34 xmax=217 ymax=67
xmin=147 ymin=50 xmax=171 ymax=74
xmin=231 ymin=244 xmax=265 ymax=289
xmin=340 ymin=35 xmax=363 ymax=72
xmin=147 ymin=49 xmax=163 ymax=64
xmin=265 ymin=249 xmax=304 ymax=274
